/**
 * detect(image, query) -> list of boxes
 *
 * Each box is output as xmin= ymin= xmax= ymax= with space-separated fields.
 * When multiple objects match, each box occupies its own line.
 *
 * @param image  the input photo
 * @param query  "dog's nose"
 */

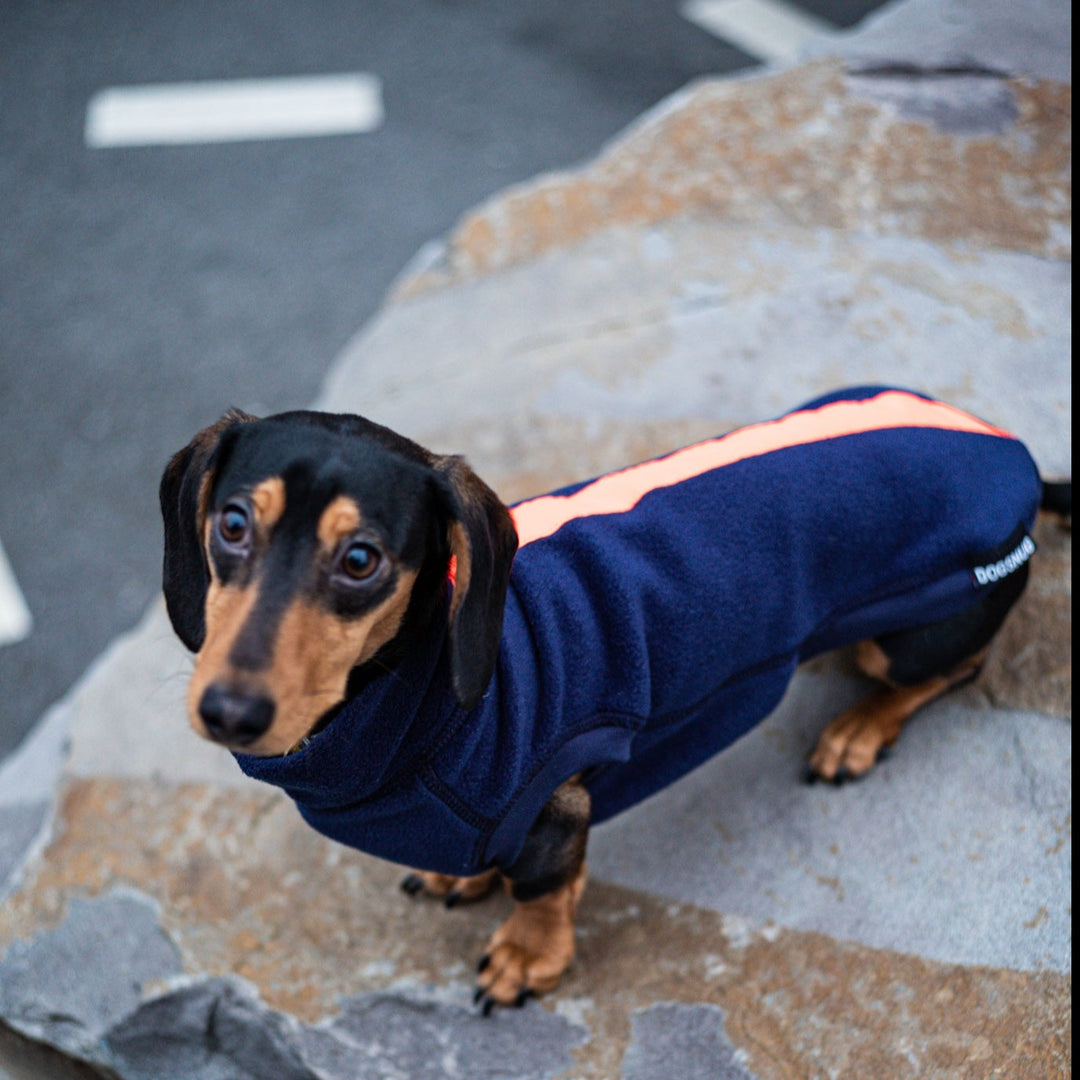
xmin=198 ymin=684 xmax=275 ymax=746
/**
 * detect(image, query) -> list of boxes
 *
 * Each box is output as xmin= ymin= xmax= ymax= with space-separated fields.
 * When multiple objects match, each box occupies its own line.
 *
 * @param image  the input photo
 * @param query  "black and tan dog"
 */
xmin=161 ymin=388 xmax=1067 ymax=1011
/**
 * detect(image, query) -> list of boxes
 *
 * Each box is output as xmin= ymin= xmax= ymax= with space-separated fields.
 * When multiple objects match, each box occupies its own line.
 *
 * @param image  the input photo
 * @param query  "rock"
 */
xmin=622 ymin=1004 xmax=753 ymax=1080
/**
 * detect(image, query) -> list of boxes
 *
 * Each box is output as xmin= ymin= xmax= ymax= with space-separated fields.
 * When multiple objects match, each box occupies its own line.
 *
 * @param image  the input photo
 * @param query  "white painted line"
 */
xmin=0 ymin=539 xmax=32 ymax=647
xmin=681 ymin=0 xmax=833 ymax=64
xmin=85 ymin=73 xmax=384 ymax=148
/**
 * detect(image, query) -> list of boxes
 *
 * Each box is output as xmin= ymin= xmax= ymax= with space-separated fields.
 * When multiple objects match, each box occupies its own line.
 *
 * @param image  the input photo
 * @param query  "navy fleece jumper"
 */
xmin=236 ymin=388 xmax=1041 ymax=877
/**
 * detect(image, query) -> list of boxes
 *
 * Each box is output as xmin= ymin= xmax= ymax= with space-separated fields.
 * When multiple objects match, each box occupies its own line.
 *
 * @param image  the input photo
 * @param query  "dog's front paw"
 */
xmin=400 ymin=869 xmax=498 ymax=908
xmin=474 ymin=871 xmax=583 ymax=1014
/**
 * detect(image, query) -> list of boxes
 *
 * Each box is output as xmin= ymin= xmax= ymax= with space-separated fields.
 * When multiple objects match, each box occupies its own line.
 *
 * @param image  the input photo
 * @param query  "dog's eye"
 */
xmin=341 ymin=542 xmax=380 ymax=581
xmin=218 ymin=504 xmax=250 ymax=546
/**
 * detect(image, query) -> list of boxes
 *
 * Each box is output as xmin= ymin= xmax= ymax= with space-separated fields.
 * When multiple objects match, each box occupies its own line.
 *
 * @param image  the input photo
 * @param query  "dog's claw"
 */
xmin=801 ymin=762 xmax=820 ymax=785
xmin=514 ymin=988 xmax=534 ymax=1008
xmin=831 ymin=765 xmax=852 ymax=786
xmin=481 ymin=995 xmax=496 ymax=1017
xmin=473 ymin=986 xmax=486 ymax=1005
xmin=477 ymin=954 xmax=491 ymax=974
xmin=444 ymin=890 xmax=462 ymax=909
xmin=400 ymin=873 xmax=424 ymax=897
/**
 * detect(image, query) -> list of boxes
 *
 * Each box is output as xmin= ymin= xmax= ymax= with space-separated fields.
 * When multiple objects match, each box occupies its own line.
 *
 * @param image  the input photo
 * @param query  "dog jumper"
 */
xmin=236 ymin=387 xmax=1042 ymax=877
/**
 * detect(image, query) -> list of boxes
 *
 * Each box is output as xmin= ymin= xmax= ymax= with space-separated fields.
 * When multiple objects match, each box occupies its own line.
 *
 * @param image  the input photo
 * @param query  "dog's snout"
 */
xmin=198 ymin=684 xmax=275 ymax=746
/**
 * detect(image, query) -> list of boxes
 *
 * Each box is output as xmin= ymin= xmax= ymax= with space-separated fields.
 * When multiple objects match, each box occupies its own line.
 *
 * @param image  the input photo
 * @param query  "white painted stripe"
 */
xmin=681 ymin=0 xmax=833 ymax=63
xmin=0 ymin=539 xmax=32 ymax=647
xmin=85 ymin=73 xmax=384 ymax=148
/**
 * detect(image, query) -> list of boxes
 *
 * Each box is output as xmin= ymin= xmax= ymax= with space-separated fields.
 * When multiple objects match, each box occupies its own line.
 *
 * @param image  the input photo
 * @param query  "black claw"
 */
xmin=876 ymin=745 xmax=893 ymax=762
xmin=444 ymin=890 xmax=461 ymax=909
xmin=473 ymin=986 xmax=486 ymax=1005
xmin=801 ymin=763 xmax=820 ymax=785
xmin=481 ymin=995 xmax=496 ymax=1017
xmin=831 ymin=765 xmax=852 ymax=786
xmin=514 ymin=988 xmax=534 ymax=1008
xmin=477 ymin=954 xmax=491 ymax=974
xmin=400 ymin=873 xmax=424 ymax=897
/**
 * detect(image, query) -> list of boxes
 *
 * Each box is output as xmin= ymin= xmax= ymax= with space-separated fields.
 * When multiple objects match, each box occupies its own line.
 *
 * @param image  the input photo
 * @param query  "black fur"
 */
xmin=502 ymin=779 xmax=591 ymax=902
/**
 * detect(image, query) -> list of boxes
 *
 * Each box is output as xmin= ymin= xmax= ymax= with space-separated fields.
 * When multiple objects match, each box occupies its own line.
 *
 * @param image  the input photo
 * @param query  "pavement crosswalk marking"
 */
xmin=0 ymin=538 xmax=32 ymax=647
xmin=85 ymin=73 xmax=384 ymax=148
xmin=681 ymin=0 xmax=833 ymax=64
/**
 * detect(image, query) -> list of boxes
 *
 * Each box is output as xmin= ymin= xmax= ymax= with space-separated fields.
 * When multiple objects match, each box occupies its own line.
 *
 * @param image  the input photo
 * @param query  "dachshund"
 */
xmin=160 ymin=386 xmax=1068 ymax=1012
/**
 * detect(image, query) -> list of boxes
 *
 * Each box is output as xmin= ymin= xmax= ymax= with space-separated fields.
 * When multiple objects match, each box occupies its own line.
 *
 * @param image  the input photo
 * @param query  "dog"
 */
xmin=160 ymin=386 xmax=1068 ymax=1012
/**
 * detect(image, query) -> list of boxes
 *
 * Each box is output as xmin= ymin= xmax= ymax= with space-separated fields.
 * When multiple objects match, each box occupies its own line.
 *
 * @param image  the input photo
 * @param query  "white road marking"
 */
xmin=0 ymin=538 xmax=32 ymax=647
xmin=681 ymin=0 xmax=833 ymax=63
xmin=85 ymin=73 xmax=384 ymax=148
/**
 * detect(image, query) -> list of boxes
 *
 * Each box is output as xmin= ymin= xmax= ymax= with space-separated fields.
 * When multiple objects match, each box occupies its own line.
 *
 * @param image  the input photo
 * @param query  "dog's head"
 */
xmin=159 ymin=409 xmax=517 ymax=755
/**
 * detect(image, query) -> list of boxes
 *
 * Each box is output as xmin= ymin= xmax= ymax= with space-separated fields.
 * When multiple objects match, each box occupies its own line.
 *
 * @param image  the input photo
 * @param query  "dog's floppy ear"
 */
xmin=159 ymin=409 xmax=256 ymax=652
xmin=432 ymin=455 xmax=518 ymax=710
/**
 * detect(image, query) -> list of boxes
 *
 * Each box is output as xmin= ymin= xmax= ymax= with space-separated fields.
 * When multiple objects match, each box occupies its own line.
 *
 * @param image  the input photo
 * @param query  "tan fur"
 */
xmin=477 ymin=865 xmax=587 ymax=1003
xmin=411 ymin=870 xmax=499 ymax=902
xmin=854 ymin=639 xmax=893 ymax=682
xmin=257 ymin=570 xmax=417 ymax=754
xmin=809 ymin=650 xmax=988 ymax=780
xmin=186 ymin=581 xmax=259 ymax=740
xmin=250 ymin=477 xmax=286 ymax=530
xmin=317 ymin=496 xmax=362 ymax=551
xmin=188 ymin=565 xmax=418 ymax=756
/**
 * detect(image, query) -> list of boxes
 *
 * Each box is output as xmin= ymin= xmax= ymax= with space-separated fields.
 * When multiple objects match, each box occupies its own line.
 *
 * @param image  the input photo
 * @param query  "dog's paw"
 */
xmin=474 ymin=871 xmax=584 ymax=1014
xmin=474 ymin=913 xmax=574 ymax=1014
xmin=806 ymin=709 xmax=896 ymax=783
xmin=400 ymin=869 xmax=498 ymax=908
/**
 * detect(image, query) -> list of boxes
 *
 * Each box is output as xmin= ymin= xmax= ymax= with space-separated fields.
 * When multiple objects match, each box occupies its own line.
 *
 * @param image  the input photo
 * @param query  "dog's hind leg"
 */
xmin=807 ymin=647 xmax=985 ymax=782
xmin=807 ymin=561 xmax=1031 ymax=783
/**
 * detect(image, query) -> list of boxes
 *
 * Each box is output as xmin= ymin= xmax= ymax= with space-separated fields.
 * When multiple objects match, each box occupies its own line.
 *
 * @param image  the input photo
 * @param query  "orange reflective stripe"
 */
xmin=510 ymin=391 xmax=1013 ymax=548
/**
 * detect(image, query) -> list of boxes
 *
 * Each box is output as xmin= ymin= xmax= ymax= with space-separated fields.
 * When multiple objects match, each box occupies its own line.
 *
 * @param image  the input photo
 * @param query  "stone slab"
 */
xmin=589 ymin=664 xmax=1072 ymax=973
xmin=809 ymin=0 xmax=1073 ymax=84
xmin=622 ymin=1004 xmax=754 ymax=1080
xmin=392 ymin=62 xmax=1069 ymax=294
xmin=324 ymin=217 xmax=1071 ymax=486
xmin=0 ymin=788 xmax=1070 ymax=1079
xmin=0 ymin=890 xmax=181 ymax=1062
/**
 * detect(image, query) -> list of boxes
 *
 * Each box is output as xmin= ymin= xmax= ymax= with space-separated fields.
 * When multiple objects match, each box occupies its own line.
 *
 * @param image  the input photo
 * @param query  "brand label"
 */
xmin=972 ymin=533 xmax=1036 ymax=586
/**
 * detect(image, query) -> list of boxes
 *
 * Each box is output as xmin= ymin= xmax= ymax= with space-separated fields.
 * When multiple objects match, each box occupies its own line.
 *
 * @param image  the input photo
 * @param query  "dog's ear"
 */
xmin=159 ymin=409 xmax=256 ymax=652
xmin=432 ymin=456 xmax=518 ymax=710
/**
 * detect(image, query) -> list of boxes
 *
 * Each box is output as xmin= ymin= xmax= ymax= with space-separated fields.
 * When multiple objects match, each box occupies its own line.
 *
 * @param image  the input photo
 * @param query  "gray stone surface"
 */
xmin=59 ymin=599 xmax=256 ymax=789
xmin=323 ymin=218 xmax=1071 ymax=485
xmin=0 ymin=891 xmax=180 ymax=1061
xmin=809 ymin=0 xmax=1072 ymax=83
xmin=299 ymin=986 xmax=587 ymax=1080
xmin=0 ymin=699 xmax=73 ymax=904
xmin=622 ymin=1003 xmax=755 ymax=1080
xmin=105 ymin=979 xmax=318 ymax=1080
xmin=0 ymin=804 xmax=48 ymax=904
xmin=589 ymin=666 xmax=1072 ymax=972
xmin=0 ymin=889 xmax=586 ymax=1080
xmin=845 ymin=69 xmax=1021 ymax=134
